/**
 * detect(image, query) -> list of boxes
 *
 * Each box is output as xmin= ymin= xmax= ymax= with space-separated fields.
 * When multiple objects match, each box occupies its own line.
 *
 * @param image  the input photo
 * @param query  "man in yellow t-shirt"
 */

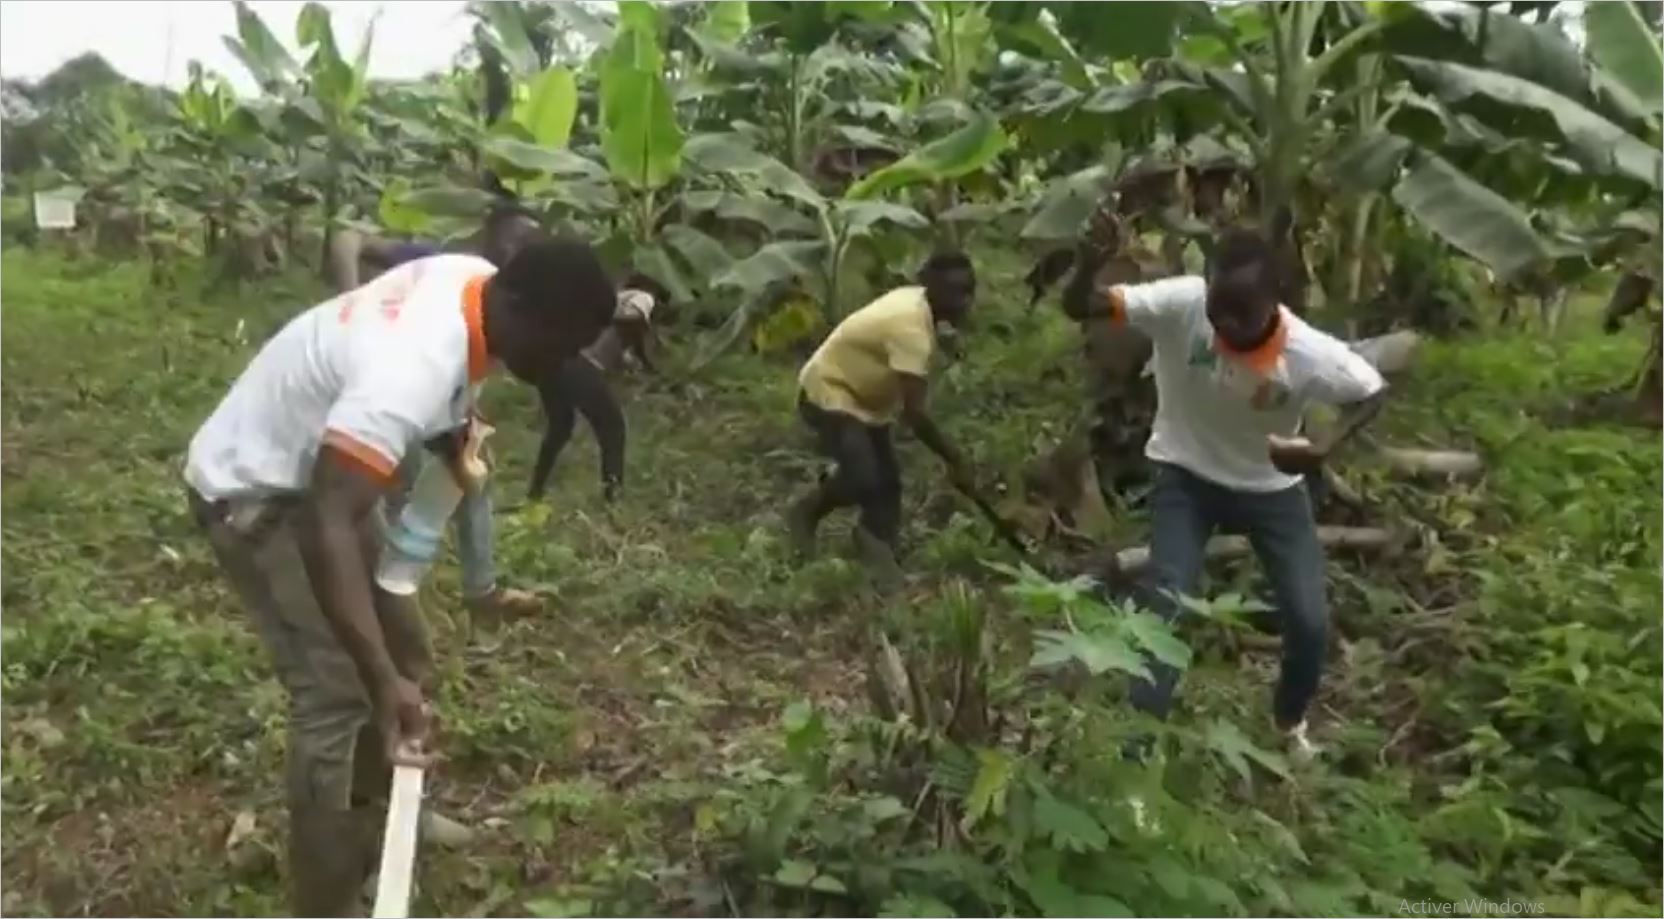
xmin=788 ymin=252 xmax=979 ymax=581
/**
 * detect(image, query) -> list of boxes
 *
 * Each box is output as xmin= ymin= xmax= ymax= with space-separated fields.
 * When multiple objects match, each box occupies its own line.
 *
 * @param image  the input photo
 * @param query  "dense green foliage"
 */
xmin=2 ymin=1 xmax=1661 ymax=917
xmin=1 ymin=239 xmax=1658 ymax=917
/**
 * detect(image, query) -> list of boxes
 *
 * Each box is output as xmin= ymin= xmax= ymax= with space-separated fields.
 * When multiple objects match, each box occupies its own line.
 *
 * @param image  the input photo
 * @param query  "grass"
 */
xmin=1 ymin=242 xmax=1658 ymax=917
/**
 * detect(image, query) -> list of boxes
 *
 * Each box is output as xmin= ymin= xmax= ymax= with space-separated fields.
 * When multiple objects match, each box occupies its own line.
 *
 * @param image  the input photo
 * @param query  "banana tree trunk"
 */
xmin=1334 ymin=194 xmax=1379 ymax=311
xmin=1638 ymin=321 xmax=1663 ymax=428
xmin=320 ymin=177 xmax=338 ymax=281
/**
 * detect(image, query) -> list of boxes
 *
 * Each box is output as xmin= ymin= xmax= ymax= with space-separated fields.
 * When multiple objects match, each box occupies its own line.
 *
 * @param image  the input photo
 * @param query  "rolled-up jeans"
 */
xmin=388 ymin=449 xmax=497 ymax=601
xmin=1127 ymin=461 xmax=1329 ymax=729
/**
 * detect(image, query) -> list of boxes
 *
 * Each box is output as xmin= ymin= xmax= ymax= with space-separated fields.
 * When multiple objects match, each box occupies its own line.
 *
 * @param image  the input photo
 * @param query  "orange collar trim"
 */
xmin=463 ymin=275 xmax=490 ymax=383
xmin=1214 ymin=309 xmax=1288 ymax=375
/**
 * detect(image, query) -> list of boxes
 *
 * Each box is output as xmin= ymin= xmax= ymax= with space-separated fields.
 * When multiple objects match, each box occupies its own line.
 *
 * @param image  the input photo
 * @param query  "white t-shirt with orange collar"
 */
xmin=185 ymin=254 xmax=497 ymax=502
xmin=1105 ymin=276 xmax=1385 ymax=493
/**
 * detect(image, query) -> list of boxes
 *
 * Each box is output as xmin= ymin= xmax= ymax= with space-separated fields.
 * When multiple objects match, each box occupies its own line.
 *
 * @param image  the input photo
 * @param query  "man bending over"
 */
xmin=186 ymin=235 xmax=614 ymax=915
xmin=786 ymin=253 xmax=981 ymax=586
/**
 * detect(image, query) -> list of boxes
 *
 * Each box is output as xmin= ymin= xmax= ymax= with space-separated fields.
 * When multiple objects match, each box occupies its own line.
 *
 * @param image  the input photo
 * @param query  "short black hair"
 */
xmin=485 ymin=199 xmax=541 ymax=231
xmin=920 ymin=251 xmax=975 ymax=282
xmin=623 ymin=270 xmax=673 ymax=306
xmin=1208 ymin=227 xmax=1280 ymax=296
xmin=493 ymin=235 xmax=616 ymax=330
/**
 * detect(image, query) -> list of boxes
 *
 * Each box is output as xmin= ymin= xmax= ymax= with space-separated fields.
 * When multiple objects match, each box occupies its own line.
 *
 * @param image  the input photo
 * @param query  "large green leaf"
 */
xmin=1029 ymin=629 xmax=1149 ymax=680
xmin=828 ymin=123 xmax=901 ymax=151
xmin=600 ymin=24 xmax=684 ymax=189
xmin=682 ymin=133 xmax=824 ymax=207
xmin=379 ymin=179 xmax=432 ymax=234
xmin=483 ymin=135 xmax=609 ymax=180
xmin=661 ymin=224 xmax=735 ymax=281
xmin=1390 ymin=150 xmax=1552 ymax=280
xmin=633 ymin=242 xmax=696 ymax=305
xmin=515 ymin=66 xmax=577 ymax=149
xmin=708 ymin=194 xmax=820 ymax=236
xmin=1119 ymin=610 xmax=1191 ymax=671
xmin=928 ymin=1 xmax=993 ymax=96
xmin=1327 ymin=129 xmax=1413 ymax=193
xmin=347 ymin=9 xmax=377 ymax=114
xmin=226 ymin=0 xmax=299 ymax=93
xmin=962 ymin=748 xmax=1014 ymax=830
xmin=996 ymin=18 xmax=1092 ymax=90
xmin=1081 ymin=79 xmax=1210 ymax=115
xmin=836 ymin=200 xmax=929 ymax=233
xmin=1204 ymin=719 xmax=1291 ymax=783
xmin=546 ymin=1 xmax=617 ymax=51
xmin=399 ymin=184 xmax=501 ymax=220
xmin=1052 ymin=1 xmax=1185 ymax=60
xmin=1031 ymin=793 xmax=1108 ymax=854
xmin=473 ymin=0 xmax=542 ymax=75
xmin=938 ymin=202 xmax=1016 ymax=224
xmin=846 ymin=110 xmax=1007 ymax=200
xmin=1586 ymin=0 xmax=1664 ymax=116
xmin=1397 ymin=56 xmax=1663 ymax=190
xmin=752 ymin=1 xmax=891 ymax=54
xmin=298 ymin=3 xmax=353 ymax=118
xmin=700 ymin=1 xmax=751 ymax=45
xmin=1020 ymin=164 xmax=1111 ymax=242
xmin=546 ymin=178 xmax=619 ymax=215
xmin=1381 ymin=2 xmax=1651 ymax=131
xmin=711 ymin=239 xmax=826 ymax=296
xmin=616 ymin=0 xmax=660 ymax=35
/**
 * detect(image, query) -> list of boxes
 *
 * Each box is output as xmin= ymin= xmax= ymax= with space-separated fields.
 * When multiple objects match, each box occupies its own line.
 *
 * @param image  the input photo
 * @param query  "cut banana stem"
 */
xmin=1375 ymin=447 xmax=1483 ymax=479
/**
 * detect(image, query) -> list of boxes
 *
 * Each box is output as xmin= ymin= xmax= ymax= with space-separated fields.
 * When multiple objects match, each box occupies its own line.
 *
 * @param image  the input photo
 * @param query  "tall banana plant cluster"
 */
xmin=9 ymin=0 xmax=1658 ymax=384
xmin=398 ymin=0 xmax=1014 ymax=353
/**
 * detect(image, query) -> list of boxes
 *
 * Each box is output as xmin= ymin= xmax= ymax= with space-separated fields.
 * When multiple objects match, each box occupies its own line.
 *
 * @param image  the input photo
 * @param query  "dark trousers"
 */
xmin=1129 ymin=462 xmax=1329 ymax=728
xmin=798 ymin=393 xmax=902 ymax=545
xmin=188 ymin=490 xmax=418 ymax=916
xmin=530 ymin=358 xmax=626 ymax=498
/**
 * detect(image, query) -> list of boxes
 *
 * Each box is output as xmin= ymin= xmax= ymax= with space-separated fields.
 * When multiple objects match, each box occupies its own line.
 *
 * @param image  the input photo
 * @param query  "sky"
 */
xmin=0 ymin=0 xmax=1588 ymax=96
xmin=0 ymin=1 xmax=473 ymax=94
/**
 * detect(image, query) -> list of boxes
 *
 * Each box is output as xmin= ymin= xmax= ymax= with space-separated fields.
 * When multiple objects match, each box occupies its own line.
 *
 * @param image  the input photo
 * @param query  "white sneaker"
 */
xmin=1285 ymin=719 xmax=1319 ymax=762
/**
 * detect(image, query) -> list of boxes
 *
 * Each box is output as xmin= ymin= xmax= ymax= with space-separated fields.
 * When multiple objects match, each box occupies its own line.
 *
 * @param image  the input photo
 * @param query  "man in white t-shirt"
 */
xmin=185 ymin=236 xmax=615 ymax=915
xmin=1062 ymin=214 xmax=1387 ymax=757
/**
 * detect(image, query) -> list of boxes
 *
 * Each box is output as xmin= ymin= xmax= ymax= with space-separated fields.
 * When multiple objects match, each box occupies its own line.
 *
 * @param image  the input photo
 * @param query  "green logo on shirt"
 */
xmin=1187 ymin=336 xmax=1217 ymax=369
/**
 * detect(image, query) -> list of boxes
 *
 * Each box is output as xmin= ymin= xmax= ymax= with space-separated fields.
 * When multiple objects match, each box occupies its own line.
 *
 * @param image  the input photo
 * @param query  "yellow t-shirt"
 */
xmin=799 ymin=286 xmax=936 ymax=424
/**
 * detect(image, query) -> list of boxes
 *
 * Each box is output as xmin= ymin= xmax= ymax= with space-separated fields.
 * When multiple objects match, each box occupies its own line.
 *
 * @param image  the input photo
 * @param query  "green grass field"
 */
xmin=2 ymin=244 xmax=1659 ymax=917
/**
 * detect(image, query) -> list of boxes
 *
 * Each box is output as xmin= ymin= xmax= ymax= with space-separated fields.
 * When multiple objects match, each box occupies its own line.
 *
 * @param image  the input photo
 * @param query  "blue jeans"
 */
xmin=390 ymin=450 xmax=497 ymax=600
xmin=1128 ymin=462 xmax=1328 ymax=728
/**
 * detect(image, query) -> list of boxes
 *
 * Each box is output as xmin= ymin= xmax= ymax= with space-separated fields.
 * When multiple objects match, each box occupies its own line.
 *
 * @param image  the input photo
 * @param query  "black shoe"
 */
xmin=852 ymin=527 xmax=904 ymax=591
xmin=785 ymin=495 xmax=820 ymax=558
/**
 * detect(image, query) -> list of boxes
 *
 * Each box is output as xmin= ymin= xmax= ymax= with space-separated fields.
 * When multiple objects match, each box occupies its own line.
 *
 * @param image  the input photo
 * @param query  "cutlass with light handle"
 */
xmin=372 ymin=758 xmax=426 ymax=918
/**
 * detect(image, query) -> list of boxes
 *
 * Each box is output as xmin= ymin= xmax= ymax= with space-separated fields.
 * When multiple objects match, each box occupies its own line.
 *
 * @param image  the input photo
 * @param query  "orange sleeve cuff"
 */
xmin=1098 ymin=286 xmax=1127 ymax=326
xmin=321 ymin=430 xmax=398 ymax=485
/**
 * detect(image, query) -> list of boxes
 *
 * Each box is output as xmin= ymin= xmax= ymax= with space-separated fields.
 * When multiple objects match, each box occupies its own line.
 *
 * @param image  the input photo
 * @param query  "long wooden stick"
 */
xmin=949 ymin=479 xmax=1033 ymax=556
xmin=1112 ymin=525 xmax=1394 ymax=576
xmin=372 ymin=764 xmax=426 ymax=918
xmin=1376 ymin=447 xmax=1483 ymax=479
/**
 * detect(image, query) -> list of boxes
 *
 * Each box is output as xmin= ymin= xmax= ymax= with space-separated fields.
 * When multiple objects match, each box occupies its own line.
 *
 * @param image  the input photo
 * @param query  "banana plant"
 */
xmin=690 ymin=111 xmax=1007 ymax=366
xmin=399 ymin=1 xmax=740 ymax=295
xmin=223 ymin=0 xmax=379 ymax=272
xmin=691 ymin=7 xmax=907 ymax=180
xmin=1342 ymin=2 xmax=1662 ymax=289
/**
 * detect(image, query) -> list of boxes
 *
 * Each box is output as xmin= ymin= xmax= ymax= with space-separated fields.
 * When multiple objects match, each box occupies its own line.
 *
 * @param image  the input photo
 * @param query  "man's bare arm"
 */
xmin=294 ymin=449 xmax=401 ymax=693
xmin=900 ymin=375 xmax=966 ymax=473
